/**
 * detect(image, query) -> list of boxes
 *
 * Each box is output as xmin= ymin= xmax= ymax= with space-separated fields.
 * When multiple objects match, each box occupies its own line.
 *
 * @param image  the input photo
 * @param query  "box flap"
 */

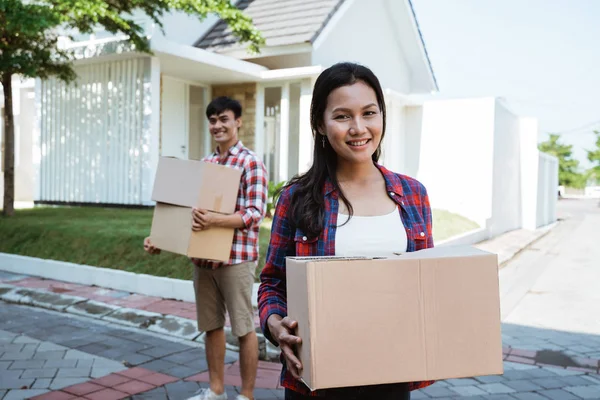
xmin=286 ymin=256 xmax=380 ymax=262
xmin=151 ymin=157 xmax=242 ymax=213
xmin=398 ymin=245 xmax=495 ymax=260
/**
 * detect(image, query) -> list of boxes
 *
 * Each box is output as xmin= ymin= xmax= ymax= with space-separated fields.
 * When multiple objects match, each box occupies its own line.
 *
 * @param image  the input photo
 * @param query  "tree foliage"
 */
xmin=538 ymin=134 xmax=587 ymax=189
xmin=1 ymin=0 xmax=264 ymax=216
xmin=586 ymin=130 xmax=600 ymax=184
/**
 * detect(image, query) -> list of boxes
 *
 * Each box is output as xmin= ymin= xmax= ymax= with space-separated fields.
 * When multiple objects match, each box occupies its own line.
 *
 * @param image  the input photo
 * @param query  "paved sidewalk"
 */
xmin=474 ymin=224 xmax=555 ymax=267
xmin=0 ymin=303 xmax=282 ymax=400
xmin=2 ymin=297 xmax=600 ymax=399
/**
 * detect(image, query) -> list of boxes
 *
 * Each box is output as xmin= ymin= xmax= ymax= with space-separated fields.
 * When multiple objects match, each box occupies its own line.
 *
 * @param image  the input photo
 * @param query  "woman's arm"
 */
xmin=420 ymin=183 xmax=434 ymax=249
xmin=257 ymin=186 xmax=295 ymax=345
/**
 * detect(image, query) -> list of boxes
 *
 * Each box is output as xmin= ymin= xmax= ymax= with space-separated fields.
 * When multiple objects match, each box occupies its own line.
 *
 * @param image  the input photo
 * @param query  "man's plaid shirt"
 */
xmin=257 ymin=164 xmax=435 ymax=395
xmin=192 ymin=141 xmax=268 ymax=268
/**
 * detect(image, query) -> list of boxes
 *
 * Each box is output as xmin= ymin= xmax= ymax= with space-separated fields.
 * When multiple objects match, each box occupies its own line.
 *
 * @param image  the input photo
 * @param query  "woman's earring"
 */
xmin=322 ymin=136 xmax=326 ymax=148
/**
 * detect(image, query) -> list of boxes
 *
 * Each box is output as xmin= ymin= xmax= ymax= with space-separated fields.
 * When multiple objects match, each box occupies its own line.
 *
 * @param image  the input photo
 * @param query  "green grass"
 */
xmin=432 ymin=209 xmax=480 ymax=243
xmin=0 ymin=207 xmax=477 ymax=283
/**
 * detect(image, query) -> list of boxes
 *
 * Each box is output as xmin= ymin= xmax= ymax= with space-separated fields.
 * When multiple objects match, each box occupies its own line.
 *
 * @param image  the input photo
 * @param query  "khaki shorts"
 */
xmin=193 ymin=262 xmax=256 ymax=338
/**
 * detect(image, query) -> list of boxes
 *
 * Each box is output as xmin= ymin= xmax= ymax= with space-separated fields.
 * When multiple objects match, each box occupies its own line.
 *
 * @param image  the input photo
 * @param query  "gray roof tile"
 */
xmin=195 ymin=0 xmax=345 ymax=51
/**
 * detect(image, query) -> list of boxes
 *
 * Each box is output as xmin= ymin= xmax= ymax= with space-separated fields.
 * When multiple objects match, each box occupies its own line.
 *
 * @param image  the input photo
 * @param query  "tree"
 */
xmin=0 ymin=0 xmax=264 ymax=217
xmin=538 ymin=133 xmax=587 ymax=189
xmin=587 ymin=130 xmax=600 ymax=185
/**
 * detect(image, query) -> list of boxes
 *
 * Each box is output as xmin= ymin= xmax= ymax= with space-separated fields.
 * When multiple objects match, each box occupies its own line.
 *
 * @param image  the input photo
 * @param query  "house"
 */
xmin=23 ymin=0 xmax=437 ymax=206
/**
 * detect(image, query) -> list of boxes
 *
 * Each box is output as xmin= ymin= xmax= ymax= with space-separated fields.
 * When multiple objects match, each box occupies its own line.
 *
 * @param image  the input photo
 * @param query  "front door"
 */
xmin=160 ymin=76 xmax=188 ymax=158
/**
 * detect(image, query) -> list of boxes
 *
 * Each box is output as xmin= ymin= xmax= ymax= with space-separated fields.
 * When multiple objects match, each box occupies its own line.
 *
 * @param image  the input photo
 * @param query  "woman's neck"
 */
xmin=336 ymin=160 xmax=380 ymax=185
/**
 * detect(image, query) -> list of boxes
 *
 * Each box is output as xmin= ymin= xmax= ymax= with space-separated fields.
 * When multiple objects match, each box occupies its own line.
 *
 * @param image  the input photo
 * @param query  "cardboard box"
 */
xmin=286 ymin=245 xmax=503 ymax=391
xmin=150 ymin=157 xmax=242 ymax=262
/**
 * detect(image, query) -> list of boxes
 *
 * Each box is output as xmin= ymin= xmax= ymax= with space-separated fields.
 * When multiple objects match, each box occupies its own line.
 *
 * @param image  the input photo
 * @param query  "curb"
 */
xmin=0 ymin=283 xmax=281 ymax=363
xmin=0 ymin=252 xmax=262 ymax=308
xmin=496 ymin=222 xmax=557 ymax=268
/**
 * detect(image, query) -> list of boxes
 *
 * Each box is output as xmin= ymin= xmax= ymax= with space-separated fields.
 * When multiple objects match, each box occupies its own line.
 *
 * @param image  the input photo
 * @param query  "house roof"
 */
xmin=195 ymin=0 xmax=345 ymax=52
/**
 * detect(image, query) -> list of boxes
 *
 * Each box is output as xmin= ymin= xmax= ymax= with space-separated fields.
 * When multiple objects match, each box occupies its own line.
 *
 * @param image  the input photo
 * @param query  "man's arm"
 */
xmin=236 ymin=156 xmax=268 ymax=230
xmin=211 ymin=212 xmax=245 ymax=229
xmin=191 ymin=157 xmax=268 ymax=231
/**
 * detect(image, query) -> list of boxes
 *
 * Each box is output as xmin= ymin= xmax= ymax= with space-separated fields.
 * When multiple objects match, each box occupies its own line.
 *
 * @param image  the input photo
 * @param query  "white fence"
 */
xmin=37 ymin=58 xmax=152 ymax=204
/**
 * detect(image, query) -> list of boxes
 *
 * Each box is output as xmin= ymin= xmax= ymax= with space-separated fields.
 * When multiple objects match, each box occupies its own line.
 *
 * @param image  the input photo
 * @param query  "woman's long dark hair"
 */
xmin=283 ymin=62 xmax=387 ymax=238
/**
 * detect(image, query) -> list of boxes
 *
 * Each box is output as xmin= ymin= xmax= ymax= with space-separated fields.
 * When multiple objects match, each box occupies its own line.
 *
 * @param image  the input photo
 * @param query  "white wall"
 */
xmin=380 ymin=93 xmax=406 ymax=174
xmin=403 ymin=105 xmax=423 ymax=178
xmin=160 ymin=12 xmax=219 ymax=46
xmin=490 ymin=100 xmax=522 ymax=237
xmin=521 ymin=118 xmax=558 ymax=230
xmin=416 ymin=98 xmax=496 ymax=228
xmin=536 ymin=152 xmax=558 ymax=227
xmin=312 ymin=0 xmax=411 ymax=94
xmin=520 ymin=117 xmax=539 ymax=230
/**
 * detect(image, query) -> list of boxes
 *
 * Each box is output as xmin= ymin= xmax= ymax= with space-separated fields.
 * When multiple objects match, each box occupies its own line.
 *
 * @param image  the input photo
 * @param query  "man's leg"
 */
xmin=218 ymin=262 xmax=258 ymax=399
xmin=194 ymin=266 xmax=227 ymax=396
xmin=238 ymin=329 xmax=258 ymax=398
xmin=205 ymin=327 xmax=226 ymax=395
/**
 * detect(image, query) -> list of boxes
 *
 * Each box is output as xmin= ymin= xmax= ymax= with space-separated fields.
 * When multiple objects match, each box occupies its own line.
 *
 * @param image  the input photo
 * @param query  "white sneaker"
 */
xmin=187 ymin=388 xmax=228 ymax=400
xmin=235 ymin=396 xmax=251 ymax=400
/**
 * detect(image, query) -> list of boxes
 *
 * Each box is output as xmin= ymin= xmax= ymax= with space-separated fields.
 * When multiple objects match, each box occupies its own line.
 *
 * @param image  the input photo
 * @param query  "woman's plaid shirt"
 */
xmin=257 ymin=164 xmax=435 ymax=395
xmin=192 ymin=141 xmax=268 ymax=268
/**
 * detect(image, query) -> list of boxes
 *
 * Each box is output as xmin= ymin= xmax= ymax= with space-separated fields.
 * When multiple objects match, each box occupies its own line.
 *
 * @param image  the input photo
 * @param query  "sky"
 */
xmin=411 ymin=0 xmax=600 ymax=169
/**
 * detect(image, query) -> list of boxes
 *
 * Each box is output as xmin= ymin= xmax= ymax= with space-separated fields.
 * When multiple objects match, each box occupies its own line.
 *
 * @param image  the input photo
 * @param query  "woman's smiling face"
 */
xmin=322 ymin=80 xmax=383 ymax=166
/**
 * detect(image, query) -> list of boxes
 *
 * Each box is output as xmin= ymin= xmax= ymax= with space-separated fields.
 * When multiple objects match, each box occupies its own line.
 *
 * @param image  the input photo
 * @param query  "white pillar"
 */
xmin=278 ymin=82 xmax=290 ymax=182
xmin=142 ymin=56 xmax=161 ymax=205
xmin=297 ymin=78 xmax=313 ymax=175
xmin=254 ymin=83 xmax=265 ymax=161
xmin=33 ymin=79 xmax=42 ymax=202
xmin=519 ymin=117 xmax=539 ymax=230
xmin=203 ymin=86 xmax=212 ymax=157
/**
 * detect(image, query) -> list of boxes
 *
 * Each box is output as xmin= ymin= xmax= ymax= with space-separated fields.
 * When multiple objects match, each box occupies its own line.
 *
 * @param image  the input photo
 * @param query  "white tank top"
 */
xmin=335 ymin=206 xmax=408 ymax=257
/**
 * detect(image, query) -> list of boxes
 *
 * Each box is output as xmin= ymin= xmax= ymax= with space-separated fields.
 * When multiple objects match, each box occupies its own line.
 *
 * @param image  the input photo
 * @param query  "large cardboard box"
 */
xmin=150 ymin=157 xmax=242 ymax=262
xmin=286 ymin=245 xmax=503 ymax=391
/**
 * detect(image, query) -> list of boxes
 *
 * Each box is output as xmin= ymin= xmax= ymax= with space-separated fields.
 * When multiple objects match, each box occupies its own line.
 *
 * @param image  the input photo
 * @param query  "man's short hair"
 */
xmin=206 ymin=96 xmax=242 ymax=119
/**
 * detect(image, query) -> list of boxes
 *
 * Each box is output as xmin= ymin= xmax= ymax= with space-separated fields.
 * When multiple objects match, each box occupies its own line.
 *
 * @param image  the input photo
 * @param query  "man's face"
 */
xmin=208 ymin=110 xmax=241 ymax=146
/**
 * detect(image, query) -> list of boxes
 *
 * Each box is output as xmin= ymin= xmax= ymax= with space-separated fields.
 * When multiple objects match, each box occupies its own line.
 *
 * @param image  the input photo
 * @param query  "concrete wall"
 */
xmin=312 ymin=0 xmax=411 ymax=94
xmin=537 ymin=152 xmax=558 ymax=227
xmin=416 ymin=98 xmax=496 ymax=228
xmin=403 ymin=105 xmax=424 ymax=178
xmin=412 ymin=97 xmax=557 ymax=240
xmin=490 ymin=100 xmax=522 ymax=237
xmin=380 ymin=94 xmax=406 ymax=174
xmin=521 ymin=118 xmax=558 ymax=229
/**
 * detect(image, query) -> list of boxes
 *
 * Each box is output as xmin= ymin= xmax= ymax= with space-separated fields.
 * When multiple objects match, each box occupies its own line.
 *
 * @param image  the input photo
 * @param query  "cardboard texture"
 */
xmin=152 ymin=157 xmax=242 ymax=213
xmin=150 ymin=157 xmax=242 ymax=262
xmin=286 ymin=245 xmax=503 ymax=391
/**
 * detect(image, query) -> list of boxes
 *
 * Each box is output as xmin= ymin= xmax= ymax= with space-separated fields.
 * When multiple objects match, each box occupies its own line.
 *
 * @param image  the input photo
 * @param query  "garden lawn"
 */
xmin=0 ymin=207 xmax=477 ymax=282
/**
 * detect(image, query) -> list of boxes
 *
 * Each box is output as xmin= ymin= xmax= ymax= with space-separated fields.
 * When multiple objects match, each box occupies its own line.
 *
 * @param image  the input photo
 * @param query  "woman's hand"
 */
xmin=143 ymin=237 xmax=161 ymax=255
xmin=267 ymin=315 xmax=303 ymax=379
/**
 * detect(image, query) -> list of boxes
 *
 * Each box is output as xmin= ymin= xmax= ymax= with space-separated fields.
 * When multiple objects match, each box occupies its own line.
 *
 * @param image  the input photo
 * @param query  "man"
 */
xmin=144 ymin=96 xmax=268 ymax=400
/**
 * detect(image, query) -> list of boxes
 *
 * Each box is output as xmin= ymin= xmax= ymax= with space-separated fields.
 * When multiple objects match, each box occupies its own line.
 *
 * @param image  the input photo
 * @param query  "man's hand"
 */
xmin=192 ymin=208 xmax=216 ymax=231
xmin=267 ymin=315 xmax=303 ymax=379
xmin=143 ymin=237 xmax=161 ymax=255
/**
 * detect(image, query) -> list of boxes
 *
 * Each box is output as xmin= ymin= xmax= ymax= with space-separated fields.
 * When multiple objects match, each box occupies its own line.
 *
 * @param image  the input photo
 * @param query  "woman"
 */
xmin=257 ymin=62 xmax=435 ymax=399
